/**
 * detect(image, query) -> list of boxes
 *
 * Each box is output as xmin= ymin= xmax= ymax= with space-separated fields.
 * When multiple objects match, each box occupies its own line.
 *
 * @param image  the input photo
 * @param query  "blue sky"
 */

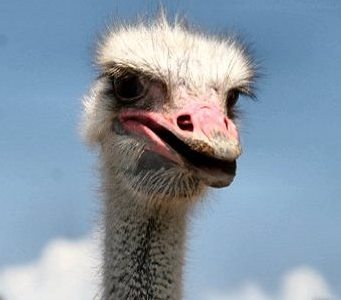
xmin=0 ymin=1 xmax=340 ymax=299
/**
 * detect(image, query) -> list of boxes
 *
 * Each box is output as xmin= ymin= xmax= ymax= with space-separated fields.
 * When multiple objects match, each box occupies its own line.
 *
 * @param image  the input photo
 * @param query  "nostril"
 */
xmin=177 ymin=114 xmax=194 ymax=132
xmin=224 ymin=117 xmax=229 ymax=130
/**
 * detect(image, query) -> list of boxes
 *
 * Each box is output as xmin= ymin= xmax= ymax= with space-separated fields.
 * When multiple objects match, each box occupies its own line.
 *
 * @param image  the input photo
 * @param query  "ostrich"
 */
xmin=82 ymin=15 xmax=255 ymax=300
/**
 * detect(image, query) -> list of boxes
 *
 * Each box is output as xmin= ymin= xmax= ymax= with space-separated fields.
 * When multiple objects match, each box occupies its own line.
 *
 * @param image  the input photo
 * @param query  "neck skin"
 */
xmin=102 ymin=182 xmax=189 ymax=300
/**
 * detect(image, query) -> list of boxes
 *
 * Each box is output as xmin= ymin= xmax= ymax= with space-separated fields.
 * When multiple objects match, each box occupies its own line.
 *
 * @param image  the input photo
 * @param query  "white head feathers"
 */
xmin=97 ymin=16 xmax=255 ymax=92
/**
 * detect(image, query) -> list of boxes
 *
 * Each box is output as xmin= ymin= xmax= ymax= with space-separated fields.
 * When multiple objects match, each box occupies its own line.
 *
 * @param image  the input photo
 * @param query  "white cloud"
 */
xmin=206 ymin=267 xmax=337 ymax=300
xmin=0 ymin=233 xmax=101 ymax=300
xmin=0 ymin=234 xmax=338 ymax=300
xmin=280 ymin=267 xmax=335 ymax=300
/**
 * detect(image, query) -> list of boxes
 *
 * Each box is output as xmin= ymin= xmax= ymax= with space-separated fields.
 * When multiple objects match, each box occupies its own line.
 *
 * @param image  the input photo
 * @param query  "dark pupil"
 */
xmin=228 ymin=90 xmax=239 ymax=107
xmin=115 ymin=74 xmax=143 ymax=100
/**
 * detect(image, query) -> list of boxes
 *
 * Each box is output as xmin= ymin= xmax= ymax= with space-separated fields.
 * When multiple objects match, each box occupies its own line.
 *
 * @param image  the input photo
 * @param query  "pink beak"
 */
xmin=118 ymin=101 xmax=241 ymax=187
xmin=120 ymin=102 xmax=240 ymax=159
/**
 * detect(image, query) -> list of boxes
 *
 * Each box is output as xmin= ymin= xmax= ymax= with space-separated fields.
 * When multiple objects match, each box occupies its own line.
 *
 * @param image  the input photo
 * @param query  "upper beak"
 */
xmin=170 ymin=102 xmax=241 ymax=162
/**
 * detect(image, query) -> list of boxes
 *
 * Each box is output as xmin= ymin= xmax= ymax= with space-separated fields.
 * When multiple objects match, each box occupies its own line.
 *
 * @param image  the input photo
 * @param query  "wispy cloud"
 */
xmin=0 ymin=234 xmax=338 ymax=300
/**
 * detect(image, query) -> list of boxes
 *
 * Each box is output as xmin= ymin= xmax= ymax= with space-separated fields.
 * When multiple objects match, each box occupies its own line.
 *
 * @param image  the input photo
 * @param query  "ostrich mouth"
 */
xmin=119 ymin=115 xmax=237 ymax=187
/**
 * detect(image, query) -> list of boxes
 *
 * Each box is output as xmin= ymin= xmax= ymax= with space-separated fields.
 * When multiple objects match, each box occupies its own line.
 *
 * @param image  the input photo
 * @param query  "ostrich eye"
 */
xmin=113 ymin=72 xmax=146 ymax=102
xmin=226 ymin=89 xmax=240 ymax=108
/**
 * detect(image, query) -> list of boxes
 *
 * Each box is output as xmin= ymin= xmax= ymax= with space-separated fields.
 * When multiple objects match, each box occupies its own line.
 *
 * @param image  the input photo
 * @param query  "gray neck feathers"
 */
xmin=102 ymin=182 xmax=189 ymax=300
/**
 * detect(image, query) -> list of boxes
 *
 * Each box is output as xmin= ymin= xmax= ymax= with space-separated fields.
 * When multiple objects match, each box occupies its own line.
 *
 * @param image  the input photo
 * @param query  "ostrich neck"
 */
xmin=103 ymin=183 xmax=188 ymax=300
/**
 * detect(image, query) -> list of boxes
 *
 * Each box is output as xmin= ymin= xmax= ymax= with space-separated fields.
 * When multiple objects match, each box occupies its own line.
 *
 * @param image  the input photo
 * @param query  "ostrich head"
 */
xmin=83 ymin=17 xmax=255 ymax=208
